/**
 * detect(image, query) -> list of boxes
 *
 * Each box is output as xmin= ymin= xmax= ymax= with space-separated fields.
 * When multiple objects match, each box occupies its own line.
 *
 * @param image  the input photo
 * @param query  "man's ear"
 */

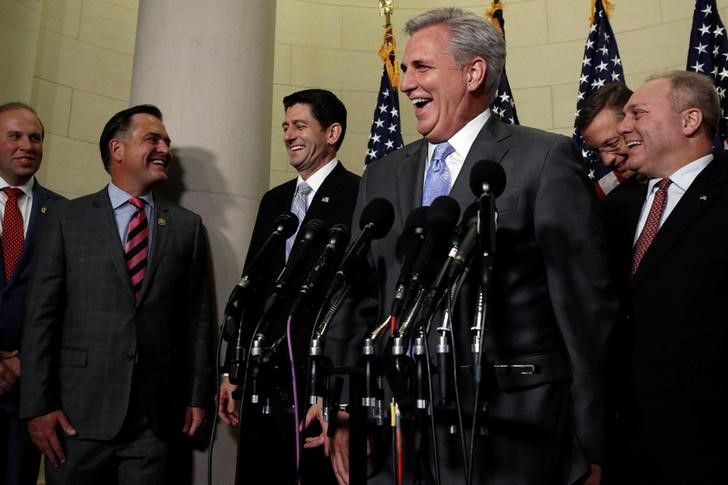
xmin=682 ymin=108 xmax=704 ymax=137
xmin=327 ymin=123 xmax=343 ymax=146
xmin=465 ymin=57 xmax=487 ymax=93
xmin=109 ymin=138 xmax=125 ymax=164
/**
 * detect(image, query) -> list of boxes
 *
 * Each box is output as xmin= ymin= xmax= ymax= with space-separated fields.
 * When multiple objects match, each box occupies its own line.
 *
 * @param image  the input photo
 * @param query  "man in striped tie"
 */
xmin=20 ymin=105 xmax=213 ymax=485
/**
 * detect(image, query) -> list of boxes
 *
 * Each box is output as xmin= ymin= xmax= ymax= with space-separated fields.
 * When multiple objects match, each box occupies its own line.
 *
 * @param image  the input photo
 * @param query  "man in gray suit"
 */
xmin=20 ymin=105 xmax=213 ymax=485
xmin=315 ymin=8 xmax=615 ymax=485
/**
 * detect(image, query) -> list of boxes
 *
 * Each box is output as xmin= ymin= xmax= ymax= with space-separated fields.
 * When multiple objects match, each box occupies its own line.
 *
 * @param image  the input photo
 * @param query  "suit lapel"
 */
xmin=304 ymin=162 xmax=346 ymax=224
xmin=139 ymin=195 xmax=171 ymax=302
xmin=93 ymin=188 xmax=137 ymax=302
xmin=632 ymin=157 xmax=728 ymax=286
xmin=394 ymin=141 xmax=426 ymax=220
xmin=450 ymin=116 xmax=511 ymax=212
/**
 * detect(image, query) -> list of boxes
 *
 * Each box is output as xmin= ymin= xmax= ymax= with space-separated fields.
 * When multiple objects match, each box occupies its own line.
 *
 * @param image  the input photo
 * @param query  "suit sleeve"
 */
xmin=533 ymin=137 xmax=617 ymax=463
xmin=19 ymin=208 xmax=66 ymax=419
xmin=185 ymin=216 xmax=214 ymax=408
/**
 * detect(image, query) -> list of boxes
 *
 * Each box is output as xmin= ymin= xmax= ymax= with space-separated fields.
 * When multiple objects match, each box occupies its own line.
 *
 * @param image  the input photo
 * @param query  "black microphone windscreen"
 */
xmin=299 ymin=218 xmax=326 ymax=242
xmin=274 ymin=211 xmax=299 ymax=239
xmin=359 ymin=198 xmax=395 ymax=239
xmin=426 ymin=196 xmax=460 ymax=230
xmin=328 ymin=224 xmax=351 ymax=247
xmin=404 ymin=206 xmax=429 ymax=235
xmin=469 ymin=160 xmax=507 ymax=198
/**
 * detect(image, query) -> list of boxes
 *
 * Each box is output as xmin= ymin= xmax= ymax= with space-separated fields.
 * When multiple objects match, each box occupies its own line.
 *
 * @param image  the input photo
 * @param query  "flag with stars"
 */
xmin=574 ymin=0 xmax=625 ymax=198
xmin=686 ymin=0 xmax=728 ymax=150
xmin=365 ymin=23 xmax=404 ymax=165
xmin=486 ymin=1 xmax=519 ymax=124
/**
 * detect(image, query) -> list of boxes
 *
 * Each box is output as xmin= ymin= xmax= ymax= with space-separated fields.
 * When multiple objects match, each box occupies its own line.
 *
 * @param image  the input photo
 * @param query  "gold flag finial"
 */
xmin=484 ymin=1 xmax=505 ymax=36
xmin=379 ymin=0 xmax=393 ymax=25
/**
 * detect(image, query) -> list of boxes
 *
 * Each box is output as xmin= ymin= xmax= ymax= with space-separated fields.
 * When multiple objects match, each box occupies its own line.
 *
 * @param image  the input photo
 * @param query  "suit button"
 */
xmin=127 ymin=352 xmax=136 ymax=361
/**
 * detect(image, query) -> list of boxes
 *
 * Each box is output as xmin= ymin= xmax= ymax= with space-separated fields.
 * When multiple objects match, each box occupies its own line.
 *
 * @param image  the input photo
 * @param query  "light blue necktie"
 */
xmin=422 ymin=142 xmax=454 ymax=206
xmin=286 ymin=182 xmax=312 ymax=259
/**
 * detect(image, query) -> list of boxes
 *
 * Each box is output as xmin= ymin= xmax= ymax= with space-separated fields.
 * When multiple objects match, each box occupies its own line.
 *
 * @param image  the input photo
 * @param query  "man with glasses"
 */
xmin=576 ymin=83 xmax=637 ymax=182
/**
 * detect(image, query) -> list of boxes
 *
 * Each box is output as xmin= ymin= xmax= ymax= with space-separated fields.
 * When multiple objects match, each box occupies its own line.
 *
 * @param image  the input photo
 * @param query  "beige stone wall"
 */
xmin=0 ymin=0 xmax=139 ymax=199
xmin=271 ymin=0 xmax=728 ymax=187
xmin=5 ymin=0 xmax=728 ymax=196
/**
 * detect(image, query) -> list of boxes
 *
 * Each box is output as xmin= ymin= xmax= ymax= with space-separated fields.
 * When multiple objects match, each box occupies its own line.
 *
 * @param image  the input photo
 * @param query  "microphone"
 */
xmin=469 ymin=160 xmax=507 ymax=289
xmin=407 ymin=196 xmax=460 ymax=292
xmin=289 ymin=224 xmax=351 ymax=316
xmin=390 ymin=207 xmax=429 ymax=319
xmin=324 ymin=198 xmax=395 ymax=297
xmin=444 ymin=203 xmax=479 ymax=282
xmin=223 ymin=211 xmax=299 ymax=337
xmin=257 ymin=218 xmax=326 ymax=333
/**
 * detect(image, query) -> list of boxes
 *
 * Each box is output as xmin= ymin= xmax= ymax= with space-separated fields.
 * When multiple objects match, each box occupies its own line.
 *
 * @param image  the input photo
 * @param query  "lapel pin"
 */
xmin=699 ymin=195 xmax=708 ymax=201
xmin=41 ymin=207 xmax=48 ymax=214
xmin=157 ymin=217 xmax=167 ymax=226
xmin=321 ymin=196 xmax=330 ymax=203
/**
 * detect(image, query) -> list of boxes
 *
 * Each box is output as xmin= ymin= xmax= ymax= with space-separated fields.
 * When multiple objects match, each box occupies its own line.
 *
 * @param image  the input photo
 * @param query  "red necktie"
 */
xmin=2 ymin=187 xmax=24 ymax=282
xmin=631 ymin=178 xmax=671 ymax=277
xmin=124 ymin=197 xmax=148 ymax=300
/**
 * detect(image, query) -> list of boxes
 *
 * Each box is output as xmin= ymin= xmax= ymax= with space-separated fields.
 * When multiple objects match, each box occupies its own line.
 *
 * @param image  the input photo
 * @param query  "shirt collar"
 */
xmin=108 ymin=181 xmax=155 ymax=209
xmin=296 ymin=158 xmax=339 ymax=193
xmin=0 ymin=176 xmax=35 ymax=197
xmin=646 ymin=153 xmax=713 ymax=194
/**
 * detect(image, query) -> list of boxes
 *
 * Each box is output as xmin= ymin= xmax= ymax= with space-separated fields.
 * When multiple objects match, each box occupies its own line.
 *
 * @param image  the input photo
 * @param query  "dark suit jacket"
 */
xmin=240 ymin=161 xmax=360 ymax=354
xmin=19 ymin=187 xmax=213 ymax=441
xmin=602 ymin=153 xmax=728 ymax=484
xmin=328 ymin=116 xmax=616 ymax=485
xmin=234 ymin=161 xmax=359 ymax=485
xmin=0 ymin=180 xmax=64 ymax=413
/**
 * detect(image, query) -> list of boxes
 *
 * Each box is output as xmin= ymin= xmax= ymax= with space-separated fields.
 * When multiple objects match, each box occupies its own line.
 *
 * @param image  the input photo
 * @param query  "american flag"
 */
xmin=573 ymin=0 xmax=625 ymax=198
xmin=486 ymin=1 xmax=519 ymax=125
xmin=365 ymin=23 xmax=404 ymax=164
xmin=686 ymin=0 xmax=728 ymax=150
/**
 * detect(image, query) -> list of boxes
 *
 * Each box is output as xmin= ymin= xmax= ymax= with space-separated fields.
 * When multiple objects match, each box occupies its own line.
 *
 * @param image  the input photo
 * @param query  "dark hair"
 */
xmin=282 ymin=89 xmax=347 ymax=150
xmin=575 ymin=83 xmax=633 ymax=132
xmin=0 ymin=102 xmax=45 ymax=139
xmin=99 ymin=104 xmax=163 ymax=172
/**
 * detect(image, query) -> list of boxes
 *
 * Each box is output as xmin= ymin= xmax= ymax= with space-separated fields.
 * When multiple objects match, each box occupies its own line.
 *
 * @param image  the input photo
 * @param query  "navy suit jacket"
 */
xmin=602 ymin=153 xmax=728 ymax=484
xmin=0 ymin=180 xmax=64 ymax=412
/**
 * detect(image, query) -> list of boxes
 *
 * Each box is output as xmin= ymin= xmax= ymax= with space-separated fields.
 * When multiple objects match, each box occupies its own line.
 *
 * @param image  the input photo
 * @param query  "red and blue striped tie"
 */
xmin=125 ymin=197 xmax=148 ymax=300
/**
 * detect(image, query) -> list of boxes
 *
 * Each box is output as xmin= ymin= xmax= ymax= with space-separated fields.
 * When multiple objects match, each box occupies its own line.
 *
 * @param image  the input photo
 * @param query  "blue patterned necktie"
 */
xmin=422 ymin=142 xmax=455 ymax=206
xmin=286 ymin=182 xmax=312 ymax=259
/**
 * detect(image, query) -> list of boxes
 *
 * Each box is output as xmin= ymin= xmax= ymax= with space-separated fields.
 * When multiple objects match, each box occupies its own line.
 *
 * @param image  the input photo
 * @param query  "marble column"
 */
xmin=130 ymin=1 xmax=277 ymax=483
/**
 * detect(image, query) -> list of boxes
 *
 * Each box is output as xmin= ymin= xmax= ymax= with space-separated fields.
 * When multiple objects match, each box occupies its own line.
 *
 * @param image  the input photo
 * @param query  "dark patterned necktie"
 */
xmin=125 ymin=197 xmax=148 ymax=300
xmin=2 ymin=187 xmax=24 ymax=282
xmin=631 ymin=178 xmax=671 ymax=277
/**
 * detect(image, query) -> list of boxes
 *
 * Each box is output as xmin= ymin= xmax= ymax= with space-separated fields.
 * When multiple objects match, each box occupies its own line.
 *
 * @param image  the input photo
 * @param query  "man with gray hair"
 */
xmin=603 ymin=71 xmax=728 ymax=484
xmin=314 ymin=7 xmax=614 ymax=485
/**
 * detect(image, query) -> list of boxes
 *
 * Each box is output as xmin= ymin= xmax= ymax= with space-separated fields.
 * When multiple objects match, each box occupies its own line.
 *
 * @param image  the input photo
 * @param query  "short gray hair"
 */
xmin=647 ymin=70 xmax=721 ymax=140
xmin=405 ymin=8 xmax=506 ymax=100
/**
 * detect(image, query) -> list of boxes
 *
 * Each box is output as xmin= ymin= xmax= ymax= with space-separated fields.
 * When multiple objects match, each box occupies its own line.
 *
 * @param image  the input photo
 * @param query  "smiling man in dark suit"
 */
xmin=314 ymin=8 xmax=615 ymax=485
xmin=0 ymin=102 xmax=64 ymax=485
xmin=19 ymin=104 xmax=213 ymax=485
xmin=602 ymin=71 xmax=728 ymax=484
xmin=218 ymin=89 xmax=359 ymax=484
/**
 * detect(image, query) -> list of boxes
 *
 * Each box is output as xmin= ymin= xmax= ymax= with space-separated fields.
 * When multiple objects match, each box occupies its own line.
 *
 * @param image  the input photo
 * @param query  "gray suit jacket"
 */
xmin=329 ymin=116 xmax=616 ymax=484
xmin=19 ymin=187 xmax=213 ymax=441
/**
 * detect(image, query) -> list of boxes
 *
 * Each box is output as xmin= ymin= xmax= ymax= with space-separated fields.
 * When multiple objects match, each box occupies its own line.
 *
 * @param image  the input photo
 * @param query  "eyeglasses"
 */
xmin=595 ymin=136 xmax=624 ymax=154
